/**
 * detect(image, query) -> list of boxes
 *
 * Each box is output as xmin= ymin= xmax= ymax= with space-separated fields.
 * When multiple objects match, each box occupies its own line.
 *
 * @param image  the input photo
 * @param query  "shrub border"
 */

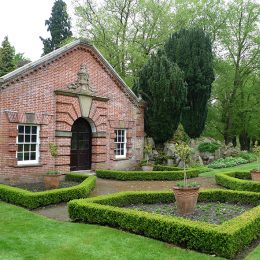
xmin=96 ymin=169 xmax=199 ymax=180
xmin=215 ymin=171 xmax=260 ymax=192
xmin=68 ymin=189 xmax=260 ymax=258
xmin=0 ymin=173 xmax=96 ymax=209
xmin=153 ymin=165 xmax=211 ymax=173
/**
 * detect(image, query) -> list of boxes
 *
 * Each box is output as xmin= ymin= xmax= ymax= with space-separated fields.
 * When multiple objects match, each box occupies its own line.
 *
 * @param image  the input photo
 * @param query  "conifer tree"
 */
xmin=40 ymin=0 xmax=72 ymax=55
xmin=0 ymin=36 xmax=15 ymax=76
xmin=165 ymin=29 xmax=214 ymax=138
xmin=136 ymin=49 xmax=187 ymax=145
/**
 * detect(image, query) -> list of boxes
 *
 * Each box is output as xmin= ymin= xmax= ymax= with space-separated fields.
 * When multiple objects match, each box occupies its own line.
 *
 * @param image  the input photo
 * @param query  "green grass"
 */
xmin=0 ymin=202 xmax=222 ymax=260
xmin=245 ymin=246 xmax=260 ymax=260
xmin=199 ymin=162 xmax=258 ymax=177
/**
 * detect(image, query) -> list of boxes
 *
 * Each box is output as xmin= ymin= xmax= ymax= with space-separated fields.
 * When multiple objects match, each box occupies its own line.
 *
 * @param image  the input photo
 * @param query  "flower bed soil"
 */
xmin=12 ymin=181 xmax=79 ymax=192
xmin=125 ymin=202 xmax=253 ymax=224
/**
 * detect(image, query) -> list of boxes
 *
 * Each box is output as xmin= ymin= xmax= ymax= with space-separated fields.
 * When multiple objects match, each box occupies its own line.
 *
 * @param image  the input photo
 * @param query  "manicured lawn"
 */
xmin=245 ymin=246 xmax=260 ymax=260
xmin=199 ymin=162 xmax=258 ymax=177
xmin=0 ymin=202 xmax=222 ymax=260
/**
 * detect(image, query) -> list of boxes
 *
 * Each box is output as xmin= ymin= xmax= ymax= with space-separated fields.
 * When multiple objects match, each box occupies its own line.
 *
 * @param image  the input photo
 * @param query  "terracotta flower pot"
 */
xmin=251 ymin=170 xmax=260 ymax=181
xmin=173 ymin=186 xmax=200 ymax=215
xmin=142 ymin=165 xmax=154 ymax=171
xmin=44 ymin=174 xmax=61 ymax=189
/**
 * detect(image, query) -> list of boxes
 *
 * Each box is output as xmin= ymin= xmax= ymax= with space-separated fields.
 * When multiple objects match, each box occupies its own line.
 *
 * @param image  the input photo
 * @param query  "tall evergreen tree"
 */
xmin=0 ymin=36 xmax=15 ymax=76
xmin=165 ymin=29 xmax=215 ymax=138
xmin=40 ymin=0 xmax=72 ymax=55
xmin=135 ymin=49 xmax=187 ymax=145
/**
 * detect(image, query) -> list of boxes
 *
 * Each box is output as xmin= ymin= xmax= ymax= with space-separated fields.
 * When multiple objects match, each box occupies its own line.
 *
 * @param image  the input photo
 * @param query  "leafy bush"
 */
xmin=238 ymin=151 xmax=257 ymax=162
xmin=154 ymin=152 xmax=168 ymax=165
xmin=198 ymin=142 xmax=221 ymax=153
xmin=68 ymin=189 xmax=260 ymax=258
xmin=0 ymin=174 xmax=96 ymax=209
xmin=208 ymin=156 xmax=248 ymax=169
xmin=96 ymin=169 xmax=199 ymax=181
xmin=215 ymin=171 xmax=260 ymax=192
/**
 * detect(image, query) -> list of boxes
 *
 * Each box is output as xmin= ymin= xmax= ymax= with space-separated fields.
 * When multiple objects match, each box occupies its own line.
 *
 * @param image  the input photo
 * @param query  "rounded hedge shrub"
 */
xmin=198 ymin=142 xmax=221 ymax=153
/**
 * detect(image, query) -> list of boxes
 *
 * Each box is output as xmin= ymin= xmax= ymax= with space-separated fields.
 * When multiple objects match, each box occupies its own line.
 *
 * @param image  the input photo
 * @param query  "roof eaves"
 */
xmin=0 ymin=39 xmax=91 ymax=85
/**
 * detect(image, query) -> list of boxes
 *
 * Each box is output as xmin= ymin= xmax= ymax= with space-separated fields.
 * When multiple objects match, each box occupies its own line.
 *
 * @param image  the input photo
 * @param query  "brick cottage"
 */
xmin=0 ymin=39 xmax=144 ymax=183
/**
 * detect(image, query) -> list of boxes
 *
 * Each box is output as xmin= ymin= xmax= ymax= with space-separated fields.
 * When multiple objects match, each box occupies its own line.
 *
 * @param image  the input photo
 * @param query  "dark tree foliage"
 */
xmin=0 ymin=36 xmax=15 ymax=76
xmin=165 ymin=29 xmax=215 ymax=138
xmin=14 ymin=53 xmax=31 ymax=68
xmin=40 ymin=0 xmax=72 ymax=55
xmin=135 ymin=49 xmax=187 ymax=145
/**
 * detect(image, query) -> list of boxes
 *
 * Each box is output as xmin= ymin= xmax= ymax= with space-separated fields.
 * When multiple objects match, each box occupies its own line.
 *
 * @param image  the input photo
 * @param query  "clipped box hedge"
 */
xmin=153 ymin=165 xmax=182 ymax=171
xmin=0 ymin=174 xmax=96 ymax=209
xmin=215 ymin=171 xmax=260 ymax=192
xmin=96 ymin=169 xmax=199 ymax=180
xmin=68 ymin=189 xmax=260 ymax=258
xmin=153 ymin=165 xmax=211 ymax=173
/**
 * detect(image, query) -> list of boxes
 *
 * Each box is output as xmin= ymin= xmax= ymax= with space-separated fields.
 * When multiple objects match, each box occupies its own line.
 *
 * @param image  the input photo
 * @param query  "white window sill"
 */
xmin=114 ymin=157 xmax=127 ymax=161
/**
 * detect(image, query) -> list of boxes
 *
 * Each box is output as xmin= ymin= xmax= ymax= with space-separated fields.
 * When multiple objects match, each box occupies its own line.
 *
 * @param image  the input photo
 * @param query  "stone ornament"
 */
xmin=68 ymin=64 xmax=96 ymax=95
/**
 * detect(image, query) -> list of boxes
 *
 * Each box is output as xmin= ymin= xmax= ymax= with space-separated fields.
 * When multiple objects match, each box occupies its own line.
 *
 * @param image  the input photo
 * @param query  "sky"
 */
xmin=0 ymin=0 xmax=75 ymax=61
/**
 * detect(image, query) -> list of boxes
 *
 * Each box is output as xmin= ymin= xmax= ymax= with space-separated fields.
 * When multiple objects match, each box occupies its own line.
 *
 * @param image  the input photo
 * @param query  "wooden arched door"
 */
xmin=70 ymin=118 xmax=92 ymax=171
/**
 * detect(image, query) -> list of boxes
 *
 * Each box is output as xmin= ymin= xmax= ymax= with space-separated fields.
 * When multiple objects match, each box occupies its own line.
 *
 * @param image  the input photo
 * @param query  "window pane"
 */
xmin=18 ymin=125 xmax=24 ymax=134
xmin=24 ymin=152 xmax=30 ymax=160
xmin=18 ymin=144 xmax=23 ymax=152
xmin=25 ymin=134 xmax=30 ymax=142
xmin=17 ymin=125 xmax=39 ymax=163
xmin=31 ymin=144 xmax=36 ymax=151
xmin=32 ymin=126 xmax=37 ymax=134
xmin=17 ymin=152 xmax=23 ymax=161
xmin=31 ymin=135 xmax=37 ymax=143
xmin=25 ymin=126 xmax=31 ymax=134
xmin=24 ymin=144 xmax=30 ymax=152
xmin=30 ymin=152 xmax=36 ymax=160
xmin=18 ymin=135 xmax=24 ymax=143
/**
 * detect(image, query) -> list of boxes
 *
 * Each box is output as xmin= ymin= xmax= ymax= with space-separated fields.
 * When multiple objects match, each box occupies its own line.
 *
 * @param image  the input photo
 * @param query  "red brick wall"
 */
xmin=0 ymin=45 xmax=144 ymax=183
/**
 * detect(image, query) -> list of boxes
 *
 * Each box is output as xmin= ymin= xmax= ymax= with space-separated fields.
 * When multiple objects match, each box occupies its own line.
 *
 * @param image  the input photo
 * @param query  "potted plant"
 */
xmin=44 ymin=143 xmax=61 ymax=189
xmin=141 ymin=143 xmax=153 ymax=171
xmin=173 ymin=143 xmax=200 ymax=215
xmin=251 ymin=143 xmax=260 ymax=181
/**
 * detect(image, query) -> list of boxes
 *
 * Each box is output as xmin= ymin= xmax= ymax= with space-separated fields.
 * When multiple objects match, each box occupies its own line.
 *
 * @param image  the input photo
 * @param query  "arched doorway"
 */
xmin=70 ymin=117 xmax=92 ymax=171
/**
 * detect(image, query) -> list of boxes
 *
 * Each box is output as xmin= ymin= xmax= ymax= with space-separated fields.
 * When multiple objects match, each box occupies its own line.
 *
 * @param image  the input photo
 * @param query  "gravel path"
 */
xmin=33 ymin=176 xmax=219 ymax=221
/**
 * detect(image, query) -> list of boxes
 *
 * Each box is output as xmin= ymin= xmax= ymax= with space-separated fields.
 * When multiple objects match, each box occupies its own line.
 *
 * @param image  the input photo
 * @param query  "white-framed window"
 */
xmin=16 ymin=125 xmax=40 ymax=165
xmin=114 ymin=129 xmax=127 ymax=159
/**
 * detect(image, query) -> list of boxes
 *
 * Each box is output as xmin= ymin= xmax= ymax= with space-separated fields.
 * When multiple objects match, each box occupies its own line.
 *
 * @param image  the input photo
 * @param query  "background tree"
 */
xmin=14 ymin=53 xmax=31 ymax=68
xmin=216 ymin=0 xmax=260 ymax=145
xmin=136 ymin=49 xmax=187 ymax=145
xmin=0 ymin=36 xmax=15 ymax=76
xmin=165 ymin=28 xmax=215 ymax=138
xmin=74 ymin=0 xmax=174 ymax=86
xmin=40 ymin=0 xmax=72 ymax=55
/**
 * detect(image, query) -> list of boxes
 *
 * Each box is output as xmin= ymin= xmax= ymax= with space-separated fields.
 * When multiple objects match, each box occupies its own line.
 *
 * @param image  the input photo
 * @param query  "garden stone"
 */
xmin=167 ymin=159 xmax=174 ymax=166
xmin=146 ymin=137 xmax=155 ymax=148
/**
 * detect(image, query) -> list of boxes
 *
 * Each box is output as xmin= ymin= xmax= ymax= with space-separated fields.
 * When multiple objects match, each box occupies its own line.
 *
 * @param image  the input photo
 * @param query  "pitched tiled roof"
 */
xmin=0 ymin=39 xmax=143 ymax=106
